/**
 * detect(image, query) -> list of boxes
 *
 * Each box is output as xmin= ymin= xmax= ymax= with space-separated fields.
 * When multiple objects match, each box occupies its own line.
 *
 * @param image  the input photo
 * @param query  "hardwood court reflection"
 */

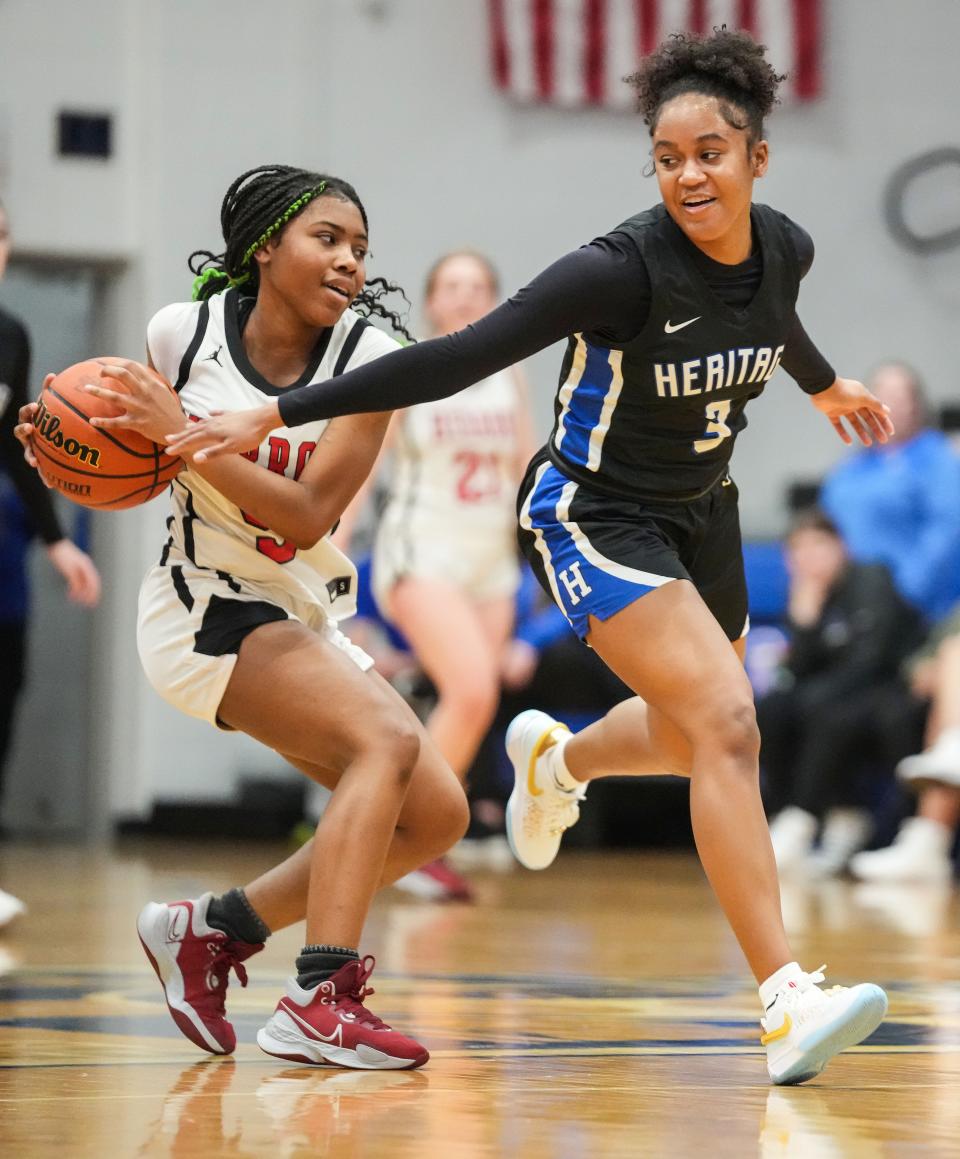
xmin=1 ymin=842 xmax=959 ymax=1157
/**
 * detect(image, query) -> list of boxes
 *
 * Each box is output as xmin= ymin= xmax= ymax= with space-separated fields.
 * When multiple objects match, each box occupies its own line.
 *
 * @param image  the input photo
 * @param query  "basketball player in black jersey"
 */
xmin=167 ymin=31 xmax=891 ymax=1085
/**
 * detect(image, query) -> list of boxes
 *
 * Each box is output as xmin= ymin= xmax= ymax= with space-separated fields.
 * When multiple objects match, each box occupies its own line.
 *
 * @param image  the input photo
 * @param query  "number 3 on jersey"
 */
xmin=693 ymin=400 xmax=732 ymax=455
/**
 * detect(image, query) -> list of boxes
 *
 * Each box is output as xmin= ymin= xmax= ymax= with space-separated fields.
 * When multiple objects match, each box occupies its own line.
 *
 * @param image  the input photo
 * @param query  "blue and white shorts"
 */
xmin=517 ymin=453 xmax=749 ymax=642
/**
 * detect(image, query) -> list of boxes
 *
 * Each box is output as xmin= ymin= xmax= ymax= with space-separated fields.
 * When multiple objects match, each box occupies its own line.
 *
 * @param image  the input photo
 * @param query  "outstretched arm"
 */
xmin=165 ymin=241 xmax=646 ymax=460
xmin=79 ymin=359 xmax=392 ymax=548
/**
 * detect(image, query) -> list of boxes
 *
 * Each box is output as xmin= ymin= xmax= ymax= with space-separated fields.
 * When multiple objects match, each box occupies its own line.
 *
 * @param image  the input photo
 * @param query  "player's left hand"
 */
xmin=83 ymin=360 xmax=188 ymax=446
xmin=810 ymin=378 xmax=895 ymax=446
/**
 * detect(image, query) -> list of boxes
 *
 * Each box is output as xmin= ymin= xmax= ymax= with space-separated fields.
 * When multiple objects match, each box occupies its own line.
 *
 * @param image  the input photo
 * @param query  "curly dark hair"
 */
xmin=627 ymin=28 xmax=785 ymax=145
xmin=188 ymin=164 xmax=414 ymax=342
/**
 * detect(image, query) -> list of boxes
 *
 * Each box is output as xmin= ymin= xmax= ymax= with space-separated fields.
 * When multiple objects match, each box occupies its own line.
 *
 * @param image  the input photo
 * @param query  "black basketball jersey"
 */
xmin=547 ymin=202 xmax=801 ymax=503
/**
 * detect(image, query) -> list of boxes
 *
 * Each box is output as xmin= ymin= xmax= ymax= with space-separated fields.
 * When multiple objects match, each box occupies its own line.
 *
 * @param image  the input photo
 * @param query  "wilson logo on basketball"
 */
xmin=34 ymin=399 xmax=101 ymax=467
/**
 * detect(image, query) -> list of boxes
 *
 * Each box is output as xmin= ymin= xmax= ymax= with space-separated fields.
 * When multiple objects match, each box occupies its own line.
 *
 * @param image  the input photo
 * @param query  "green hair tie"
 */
xmin=239 ymin=182 xmax=328 ymax=269
xmin=190 ymin=267 xmax=252 ymax=301
xmin=191 ymin=267 xmax=232 ymax=301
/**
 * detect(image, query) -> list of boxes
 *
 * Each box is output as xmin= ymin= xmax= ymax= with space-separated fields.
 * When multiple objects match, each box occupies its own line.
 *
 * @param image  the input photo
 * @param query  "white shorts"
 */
xmin=371 ymin=508 xmax=520 ymax=620
xmin=137 ymin=559 xmax=373 ymax=728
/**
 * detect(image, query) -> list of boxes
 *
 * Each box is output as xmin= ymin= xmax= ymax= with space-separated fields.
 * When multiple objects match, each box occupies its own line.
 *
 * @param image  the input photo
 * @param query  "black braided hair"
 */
xmin=627 ymin=28 xmax=785 ymax=146
xmin=188 ymin=164 xmax=414 ymax=342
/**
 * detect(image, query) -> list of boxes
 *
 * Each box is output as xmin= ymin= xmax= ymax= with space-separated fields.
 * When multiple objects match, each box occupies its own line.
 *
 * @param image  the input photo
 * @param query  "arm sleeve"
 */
xmin=779 ymin=314 xmax=836 ymax=395
xmin=776 ymin=217 xmax=836 ymax=395
xmin=279 ymin=239 xmax=648 ymax=428
xmin=0 ymin=320 xmax=65 ymax=544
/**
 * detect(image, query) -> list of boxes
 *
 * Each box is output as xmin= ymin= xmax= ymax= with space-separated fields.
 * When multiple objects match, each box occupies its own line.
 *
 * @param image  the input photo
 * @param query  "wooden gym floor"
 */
xmin=1 ymin=838 xmax=959 ymax=1157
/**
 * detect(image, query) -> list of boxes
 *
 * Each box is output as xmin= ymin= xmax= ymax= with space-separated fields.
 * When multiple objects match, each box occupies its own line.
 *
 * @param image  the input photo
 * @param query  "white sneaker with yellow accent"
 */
xmin=505 ymin=710 xmax=584 ymax=870
xmin=761 ymin=966 xmax=887 ymax=1085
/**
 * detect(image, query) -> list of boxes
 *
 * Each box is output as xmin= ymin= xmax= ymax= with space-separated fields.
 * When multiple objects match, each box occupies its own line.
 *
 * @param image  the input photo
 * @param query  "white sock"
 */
xmin=759 ymin=961 xmax=803 ymax=1010
xmin=902 ymin=815 xmax=953 ymax=853
xmin=932 ymin=725 xmax=960 ymax=750
xmin=542 ymin=733 xmax=582 ymax=792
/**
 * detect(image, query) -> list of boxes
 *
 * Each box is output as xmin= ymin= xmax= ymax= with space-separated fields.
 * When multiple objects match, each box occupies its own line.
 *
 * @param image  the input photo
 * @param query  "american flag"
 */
xmin=489 ymin=0 xmax=822 ymax=110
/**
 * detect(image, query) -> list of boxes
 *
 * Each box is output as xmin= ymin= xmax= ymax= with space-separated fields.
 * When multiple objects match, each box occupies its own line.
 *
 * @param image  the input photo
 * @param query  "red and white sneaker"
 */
xmin=393 ymin=857 xmax=474 ymax=902
xmin=257 ymin=956 xmax=429 ymax=1070
xmin=137 ymin=893 xmax=263 ymax=1055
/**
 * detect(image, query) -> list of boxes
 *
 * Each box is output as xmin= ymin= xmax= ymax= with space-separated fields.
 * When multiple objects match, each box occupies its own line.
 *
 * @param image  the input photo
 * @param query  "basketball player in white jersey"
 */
xmin=17 ymin=165 xmax=468 ymax=1069
xmin=340 ymin=251 xmax=537 ymax=898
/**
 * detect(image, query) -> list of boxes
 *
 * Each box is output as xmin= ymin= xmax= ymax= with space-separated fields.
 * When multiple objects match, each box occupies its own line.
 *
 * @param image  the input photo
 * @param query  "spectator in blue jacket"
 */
xmin=820 ymin=362 xmax=960 ymax=622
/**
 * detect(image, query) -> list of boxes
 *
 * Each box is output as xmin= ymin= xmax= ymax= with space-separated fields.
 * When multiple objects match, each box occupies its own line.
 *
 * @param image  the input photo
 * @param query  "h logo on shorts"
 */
xmin=558 ymin=562 xmax=593 ymax=606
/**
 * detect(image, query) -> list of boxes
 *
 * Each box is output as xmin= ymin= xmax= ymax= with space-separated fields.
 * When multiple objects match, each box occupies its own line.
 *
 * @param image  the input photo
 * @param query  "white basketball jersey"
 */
xmin=147 ymin=290 xmax=399 ymax=621
xmin=387 ymin=370 xmax=521 ymax=533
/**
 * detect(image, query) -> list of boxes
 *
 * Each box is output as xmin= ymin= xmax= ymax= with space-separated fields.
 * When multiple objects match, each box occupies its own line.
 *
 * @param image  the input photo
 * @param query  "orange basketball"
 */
xmin=31 ymin=358 xmax=182 ymax=510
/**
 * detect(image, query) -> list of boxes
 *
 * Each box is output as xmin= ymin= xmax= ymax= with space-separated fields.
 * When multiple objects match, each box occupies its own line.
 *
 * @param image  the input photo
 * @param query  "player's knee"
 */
xmin=433 ymin=783 xmax=470 ymax=852
xmin=711 ymin=699 xmax=761 ymax=767
xmin=364 ymin=712 xmax=421 ymax=781
xmin=439 ymin=672 xmax=499 ymax=728
xmin=690 ymin=695 xmax=759 ymax=768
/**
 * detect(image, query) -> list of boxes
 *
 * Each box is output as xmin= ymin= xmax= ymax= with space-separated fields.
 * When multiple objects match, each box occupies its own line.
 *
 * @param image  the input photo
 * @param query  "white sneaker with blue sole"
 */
xmin=504 ymin=709 xmax=584 ymax=870
xmin=761 ymin=965 xmax=888 ymax=1085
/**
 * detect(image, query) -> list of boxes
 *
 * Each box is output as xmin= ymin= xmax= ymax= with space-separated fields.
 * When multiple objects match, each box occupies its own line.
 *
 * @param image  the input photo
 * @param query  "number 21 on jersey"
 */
xmin=454 ymin=450 xmax=503 ymax=503
xmin=693 ymin=400 xmax=732 ymax=455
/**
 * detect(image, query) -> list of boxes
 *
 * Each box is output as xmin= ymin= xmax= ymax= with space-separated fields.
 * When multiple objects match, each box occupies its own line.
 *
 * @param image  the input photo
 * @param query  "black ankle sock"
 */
xmin=206 ymin=887 xmax=271 ymax=945
xmin=296 ymin=944 xmax=359 ymax=990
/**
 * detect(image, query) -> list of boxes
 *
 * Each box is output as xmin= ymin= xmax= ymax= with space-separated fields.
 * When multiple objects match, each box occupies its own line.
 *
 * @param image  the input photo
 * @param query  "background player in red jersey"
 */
xmin=339 ymin=250 xmax=537 ymax=899
xmin=165 ymin=35 xmax=893 ymax=1085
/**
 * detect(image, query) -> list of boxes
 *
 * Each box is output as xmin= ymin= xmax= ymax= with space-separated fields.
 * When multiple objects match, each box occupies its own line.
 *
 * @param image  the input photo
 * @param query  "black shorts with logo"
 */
xmin=517 ymin=452 xmax=749 ymax=641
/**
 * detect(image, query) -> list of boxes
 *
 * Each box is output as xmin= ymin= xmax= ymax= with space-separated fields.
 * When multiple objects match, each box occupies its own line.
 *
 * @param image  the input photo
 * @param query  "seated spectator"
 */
xmin=820 ymin=361 xmax=960 ymax=622
xmin=759 ymin=510 xmax=925 ymax=875
xmin=850 ymin=605 xmax=960 ymax=882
